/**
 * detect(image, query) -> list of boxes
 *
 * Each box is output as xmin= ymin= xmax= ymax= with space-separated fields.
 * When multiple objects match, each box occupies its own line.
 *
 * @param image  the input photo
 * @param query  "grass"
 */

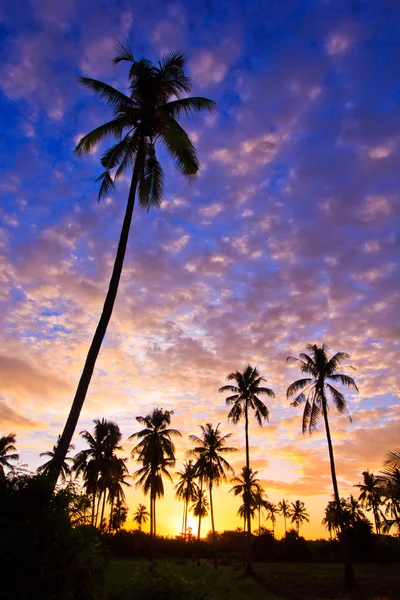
xmin=105 ymin=558 xmax=400 ymax=600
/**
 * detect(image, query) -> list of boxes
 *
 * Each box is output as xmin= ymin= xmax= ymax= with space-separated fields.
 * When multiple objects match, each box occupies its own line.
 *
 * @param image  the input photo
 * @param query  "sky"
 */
xmin=0 ymin=0 xmax=399 ymax=539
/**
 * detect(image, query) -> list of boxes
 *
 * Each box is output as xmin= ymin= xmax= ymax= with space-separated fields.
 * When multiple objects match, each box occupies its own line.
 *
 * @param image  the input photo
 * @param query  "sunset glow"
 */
xmin=1 ymin=0 xmax=399 ymax=543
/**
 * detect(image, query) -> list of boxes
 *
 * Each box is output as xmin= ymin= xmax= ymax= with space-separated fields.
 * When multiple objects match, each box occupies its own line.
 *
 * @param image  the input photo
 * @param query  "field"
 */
xmin=105 ymin=558 xmax=400 ymax=600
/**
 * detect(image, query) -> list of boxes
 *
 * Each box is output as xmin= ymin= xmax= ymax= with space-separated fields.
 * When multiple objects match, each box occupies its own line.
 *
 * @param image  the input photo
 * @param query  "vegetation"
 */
xmin=51 ymin=47 xmax=215 ymax=485
xmin=287 ymin=343 xmax=358 ymax=586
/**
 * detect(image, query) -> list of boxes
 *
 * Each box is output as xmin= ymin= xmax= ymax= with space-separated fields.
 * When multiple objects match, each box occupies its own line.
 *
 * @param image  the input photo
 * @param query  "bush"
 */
xmin=375 ymin=535 xmax=400 ymax=563
xmin=0 ymin=472 xmax=106 ymax=600
xmin=278 ymin=540 xmax=314 ymax=562
xmin=126 ymin=563 xmax=207 ymax=600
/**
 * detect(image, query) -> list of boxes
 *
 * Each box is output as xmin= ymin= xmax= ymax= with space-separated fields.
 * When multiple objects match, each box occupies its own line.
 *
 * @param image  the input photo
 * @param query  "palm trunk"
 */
xmin=258 ymin=506 xmax=261 ymax=536
xmin=209 ymin=479 xmax=217 ymax=569
xmin=91 ymin=488 xmax=97 ymax=526
xmin=50 ymin=173 xmax=138 ymax=489
xmin=196 ymin=479 xmax=203 ymax=566
xmin=100 ymin=489 xmax=107 ymax=532
xmin=95 ymin=490 xmax=103 ymax=528
xmin=284 ymin=513 xmax=287 ymax=535
xmin=322 ymin=395 xmax=355 ymax=587
xmin=372 ymin=503 xmax=380 ymax=534
xmin=244 ymin=400 xmax=253 ymax=574
xmin=108 ymin=496 xmax=114 ymax=534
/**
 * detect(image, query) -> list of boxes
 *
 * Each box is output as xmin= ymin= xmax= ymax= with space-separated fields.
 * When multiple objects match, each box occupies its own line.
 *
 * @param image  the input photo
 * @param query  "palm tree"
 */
xmin=133 ymin=503 xmax=149 ymax=532
xmin=219 ymin=366 xmax=274 ymax=571
xmin=0 ymin=434 xmax=19 ymax=479
xmin=175 ymin=460 xmax=198 ymax=541
xmin=322 ymin=499 xmax=339 ymax=539
xmin=278 ymin=499 xmax=290 ymax=536
xmin=37 ymin=436 xmax=75 ymax=483
xmin=254 ymin=488 xmax=269 ymax=536
xmin=378 ymin=457 xmax=400 ymax=535
xmin=287 ymin=343 xmax=357 ymax=586
xmin=51 ymin=47 xmax=216 ymax=486
xmin=266 ymin=502 xmax=279 ymax=539
xmin=189 ymin=423 xmax=236 ymax=568
xmin=289 ymin=500 xmax=310 ymax=535
xmin=346 ymin=495 xmax=367 ymax=526
xmin=73 ymin=418 xmax=123 ymax=526
xmin=130 ymin=408 xmax=180 ymax=546
xmin=110 ymin=498 xmax=128 ymax=531
xmin=356 ymin=471 xmax=382 ymax=533
xmin=190 ymin=489 xmax=209 ymax=541
xmin=106 ymin=458 xmax=131 ymax=533
xmin=230 ymin=467 xmax=260 ymax=536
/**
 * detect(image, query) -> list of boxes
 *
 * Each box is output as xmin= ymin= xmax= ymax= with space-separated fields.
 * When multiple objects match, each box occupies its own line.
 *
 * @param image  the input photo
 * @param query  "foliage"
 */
xmin=0 ymin=471 xmax=106 ymax=599
xmin=125 ymin=563 xmax=208 ymax=600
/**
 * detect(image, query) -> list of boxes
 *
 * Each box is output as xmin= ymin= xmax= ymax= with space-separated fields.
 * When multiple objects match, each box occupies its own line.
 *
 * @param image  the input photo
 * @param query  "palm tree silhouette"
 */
xmin=190 ymin=489 xmax=209 ymax=541
xmin=37 ymin=436 xmax=75 ymax=483
xmin=289 ymin=500 xmax=310 ymax=535
xmin=254 ymin=488 xmax=269 ymax=536
xmin=230 ymin=467 xmax=260 ymax=538
xmin=106 ymin=458 xmax=131 ymax=533
xmin=266 ymin=502 xmax=279 ymax=539
xmin=219 ymin=366 xmax=274 ymax=571
xmin=130 ymin=408 xmax=180 ymax=550
xmin=175 ymin=460 xmax=198 ymax=541
xmin=278 ymin=499 xmax=290 ymax=535
xmin=73 ymin=418 xmax=123 ymax=526
xmin=51 ymin=47 xmax=215 ymax=485
xmin=356 ymin=470 xmax=382 ymax=533
xmin=133 ymin=503 xmax=149 ymax=532
xmin=0 ymin=434 xmax=19 ymax=479
xmin=287 ymin=343 xmax=357 ymax=586
xmin=378 ymin=461 xmax=400 ymax=535
xmin=189 ymin=423 xmax=236 ymax=568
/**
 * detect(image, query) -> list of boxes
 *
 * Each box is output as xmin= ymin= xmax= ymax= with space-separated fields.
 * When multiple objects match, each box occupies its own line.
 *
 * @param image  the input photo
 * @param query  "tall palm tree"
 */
xmin=190 ymin=489 xmax=209 ymax=541
xmin=230 ymin=467 xmax=260 ymax=537
xmin=37 ymin=436 xmax=75 ymax=483
xmin=106 ymin=457 xmax=131 ymax=533
xmin=133 ymin=504 xmax=149 ymax=532
xmin=378 ymin=458 xmax=400 ymax=535
xmin=346 ymin=495 xmax=367 ymax=526
xmin=51 ymin=47 xmax=216 ymax=485
xmin=130 ymin=408 xmax=180 ymax=545
xmin=219 ymin=366 xmax=274 ymax=571
xmin=0 ymin=434 xmax=19 ymax=479
xmin=175 ymin=460 xmax=198 ymax=541
xmin=73 ymin=418 xmax=123 ymax=526
xmin=322 ymin=500 xmax=339 ymax=540
xmin=254 ymin=488 xmax=269 ymax=536
xmin=356 ymin=471 xmax=382 ymax=533
xmin=289 ymin=500 xmax=310 ymax=535
xmin=266 ymin=502 xmax=279 ymax=539
xmin=287 ymin=343 xmax=357 ymax=586
xmin=278 ymin=499 xmax=290 ymax=536
xmin=189 ymin=423 xmax=236 ymax=568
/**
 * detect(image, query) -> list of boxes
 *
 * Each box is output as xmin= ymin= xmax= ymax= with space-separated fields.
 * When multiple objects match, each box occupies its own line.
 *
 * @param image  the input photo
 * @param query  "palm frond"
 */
xmin=287 ymin=378 xmax=312 ymax=398
xmin=328 ymin=373 xmax=358 ymax=391
xmin=326 ymin=384 xmax=352 ymax=420
xmin=159 ymin=116 xmax=200 ymax=179
xmin=138 ymin=142 xmax=164 ymax=210
xmin=95 ymin=171 xmax=116 ymax=202
xmin=161 ymin=97 xmax=216 ymax=119
xmin=74 ymin=117 xmax=127 ymax=156
xmin=78 ymin=77 xmax=132 ymax=108
xmin=113 ymin=43 xmax=135 ymax=64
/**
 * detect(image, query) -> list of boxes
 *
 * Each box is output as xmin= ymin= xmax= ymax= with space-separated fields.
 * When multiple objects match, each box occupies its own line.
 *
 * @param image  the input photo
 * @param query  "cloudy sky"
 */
xmin=1 ymin=0 xmax=399 ymax=538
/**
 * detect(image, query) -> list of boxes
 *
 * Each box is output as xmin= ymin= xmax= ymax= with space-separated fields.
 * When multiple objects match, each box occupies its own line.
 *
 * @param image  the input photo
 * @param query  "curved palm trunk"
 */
xmin=209 ymin=479 xmax=217 ymax=569
xmin=91 ymin=488 xmax=97 ymax=526
xmin=196 ymin=478 xmax=203 ymax=566
xmin=100 ymin=489 xmax=108 ymax=532
xmin=244 ymin=400 xmax=253 ymax=575
xmin=322 ymin=396 xmax=355 ymax=587
xmin=50 ymin=173 xmax=138 ymax=489
xmin=108 ymin=496 xmax=114 ymax=534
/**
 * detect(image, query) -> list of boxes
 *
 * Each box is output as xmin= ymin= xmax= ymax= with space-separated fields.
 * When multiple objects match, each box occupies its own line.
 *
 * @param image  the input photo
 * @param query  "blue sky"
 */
xmin=0 ymin=0 xmax=399 ymax=536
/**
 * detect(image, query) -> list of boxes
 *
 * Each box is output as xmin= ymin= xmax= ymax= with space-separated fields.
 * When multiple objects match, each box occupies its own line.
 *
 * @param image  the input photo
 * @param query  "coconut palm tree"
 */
xmin=190 ymin=489 xmax=209 ymax=541
xmin=189 ymin=423 xmax=236 ymax=568
xmin=106 ymin=458 xmax=131 ymax=533
xmin=266 ymin=502 xmax=279 ymax=539
xmin=110 ymin=498 xmax=128 ymax=531
xmin=0 ymin=434 xmax=19 ymax=479
xmin=37 ymin=436 xmax=75 ymax=483
xmin=133 ymin=504 xmax=149 ymax=531
xmin=356 ymin=471 xmax=382 ymax=533
xmin=51 ymin=47 xmax=216 ymax=486
xmin=175 ymin=460 xmax=198 ymax=541
xmin=322 ymin=500 xmax=339 ymax=539
xmin=130 ymin=408 xmax=180 ymax=546
xmin=73 ymin=418 xmax=123 ymax=526
xmin=278 ymin=499 xmax=290 ymax=536
xmin=289 ymin=500 xmax=309 ymax=535
xmin=254 ymin=488 xmax=269 ymax=536
xmin=230 ymin=467 xmax=260 ymax=537
xmin=384 ymin=449 xmax=400 ymax=472
xmin=287 ymin=343 xmax=357 ymax=586
xmin=219 ymin=366 xmax=274 ymax=571
xmin=378 ymin=457 xmax=400 ymax=535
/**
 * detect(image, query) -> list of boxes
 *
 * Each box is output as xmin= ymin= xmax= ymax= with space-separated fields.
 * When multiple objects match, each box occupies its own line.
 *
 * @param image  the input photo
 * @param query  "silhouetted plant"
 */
xmin=287 ymin=343 xmax=358 ymax=586
xmin=289 ymin=500 xmax=310 ymax=535
xmin=356 ymin=470 xmax=382 ymax=533
xmin=37 ymin=435 xmax=75 ymax=483
xmin=51 ymin=47 xmax=215 ymax=486
xmin=133 ymin=503 xmax=150 ymax=532
xmin=175 ymin=460 xmax=198 ymax=541
xmin=0 ymin=433 xmax=19 ymax=480
xmin=278 ymin=499 xmax=290 ymax=535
